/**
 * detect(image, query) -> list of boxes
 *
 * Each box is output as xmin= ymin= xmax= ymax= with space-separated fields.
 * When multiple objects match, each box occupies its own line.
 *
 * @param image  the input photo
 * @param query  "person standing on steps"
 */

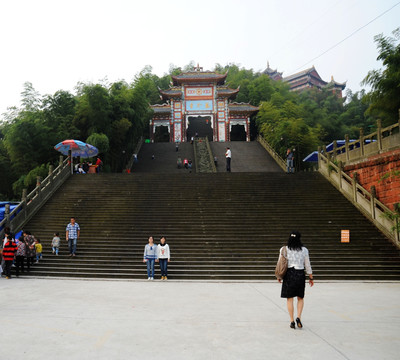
xmin=143 ymin=236 xmax=158 ymax=280
xmin=66 ymin=217 xmax=80 ymax=257
xmin=96 ymin=157 xmax=102 ymax=173
xmin=286 ymin=148 xmax=294 ymax=174
xmin=225 ymin=147 xmax=231 ymax=172
xmin=52 ymin=232 xmax=61 ymax=255
xmin=2 ymin=235 xmax=17 ymax=279
xmin=24 ymin=231 xmax=36 ymax=270
xmin=15 ymin=234 xmax=26 ymax=276
xmin=157 ymin=236 xmax=170 ymax=280
xmin=278 ymin=231 xmax=314 ymax=329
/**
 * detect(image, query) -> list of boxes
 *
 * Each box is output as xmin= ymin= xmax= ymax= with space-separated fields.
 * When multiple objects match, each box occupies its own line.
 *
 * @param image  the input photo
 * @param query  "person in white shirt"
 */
xmin=157 ymin=236 xmax=170 ymax=280
xmin=225 ymin=147 xmax=231 ymax=172
xmin=278 ymin=231 xmax=314 ymax=329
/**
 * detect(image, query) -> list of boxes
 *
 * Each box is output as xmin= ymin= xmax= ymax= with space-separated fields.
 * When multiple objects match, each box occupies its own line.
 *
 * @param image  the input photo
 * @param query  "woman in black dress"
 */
xmin=278 ymin=231 xmax=314 ymax=329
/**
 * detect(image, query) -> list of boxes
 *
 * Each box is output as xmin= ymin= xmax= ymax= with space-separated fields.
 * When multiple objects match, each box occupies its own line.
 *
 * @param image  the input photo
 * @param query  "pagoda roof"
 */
xmin=159 ymin=87 xmax=182 ymax=100
xmin=283 ymin=66 xmax=325 ymax=83
xmin=325 ymin=76 xmax=347 ymax=90
xmin=216 ymin=86 xmax=240 ymax=99
xmin=228 ymin=102 xmax=259 ymax=114
xmin=150 ymin=103 xmax=171 ymax=114
xmin=263 ymin=61 xmax=283 ymax=79
xmin=172 ymin=71 xmax=227 ymax=85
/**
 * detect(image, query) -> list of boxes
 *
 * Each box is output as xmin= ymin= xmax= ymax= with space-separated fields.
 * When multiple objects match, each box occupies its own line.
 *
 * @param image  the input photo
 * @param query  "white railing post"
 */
xmin=345 ymin=134 xmax=350 ymax=162
xmin=377 ymin=119 xmax=383 ymax=151
xmin=333 ymin=140 xmax=337 ymax=161
xmin=317 ymin=146 xmax=321 ymax=170
xmin=48 ymin=165 xmax=54 ymax=186
xmin=352 ymin=172 xmax=358 ymax=203
xmin=370 ymin=185 xmax=376 ymax=220
xmin=22 ymin=189 xmax=27 ymax=221
xmin=69 ymin=149 xmax=73 ymax=174
xmin=4 ymin=204 xmax=10 ymax=227
xmin=338 ymin=161 xmax=343 ymax=190
xmin=37 ymin=176 xmax=42 ymax=198
xmin=58 ymin=156 xmax=63 ymax=174
xmin=359 ymin=128 xmax=364 ymax=157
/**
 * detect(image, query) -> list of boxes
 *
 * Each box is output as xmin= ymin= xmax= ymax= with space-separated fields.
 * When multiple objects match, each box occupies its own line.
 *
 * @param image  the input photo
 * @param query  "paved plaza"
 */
xmin=1 ymin=278 xmax=399 ymax=360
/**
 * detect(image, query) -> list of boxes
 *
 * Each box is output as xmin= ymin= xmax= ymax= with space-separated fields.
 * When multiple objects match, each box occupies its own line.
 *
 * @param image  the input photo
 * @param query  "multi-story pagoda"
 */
xmin=150 ymin=66 xmax=258 ymax=142
xmin=283 ymin=66 xmax=346 ymax=97
xmin=263 ymin=63 xmax=346 ymax=97
xmin=263 ymin=61 xmax=283 ymax=81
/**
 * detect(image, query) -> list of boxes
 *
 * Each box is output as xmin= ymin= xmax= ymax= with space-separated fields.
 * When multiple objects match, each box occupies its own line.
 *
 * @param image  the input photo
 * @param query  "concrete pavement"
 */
xmin=1 ymin=278 xmax=399 ymax=360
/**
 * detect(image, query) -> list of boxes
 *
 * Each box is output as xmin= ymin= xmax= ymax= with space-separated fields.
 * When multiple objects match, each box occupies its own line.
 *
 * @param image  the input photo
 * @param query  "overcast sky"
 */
xmin=1 ymin=0 xmax=399 ymax=118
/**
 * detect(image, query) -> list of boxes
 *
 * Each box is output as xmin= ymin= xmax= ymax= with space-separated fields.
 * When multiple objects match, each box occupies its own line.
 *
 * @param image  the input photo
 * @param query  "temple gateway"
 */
xmin=150 ymin=67 xmax=258 ymax=142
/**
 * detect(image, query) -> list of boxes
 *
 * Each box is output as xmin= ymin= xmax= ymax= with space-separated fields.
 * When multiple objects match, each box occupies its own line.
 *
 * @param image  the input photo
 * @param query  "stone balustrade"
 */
xmin=0 ymin=156 xmax=71 ymax=239
xmin=318 ymin=151 xmax=399 ymax=246
xmin=326 ymin=117 xmax=400 ymax=165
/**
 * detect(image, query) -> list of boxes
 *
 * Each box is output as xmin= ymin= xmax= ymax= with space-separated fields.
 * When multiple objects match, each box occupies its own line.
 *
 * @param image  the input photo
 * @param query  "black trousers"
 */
xmin=26 ymin=256 xmax=35 ymax=271
xmin=226 ymin=157 xmax=231 ymax=172
xmin=4 ymin=260 xmax=13 ymax=277
xmin=16 ymin=255 xmax=25 ymax=276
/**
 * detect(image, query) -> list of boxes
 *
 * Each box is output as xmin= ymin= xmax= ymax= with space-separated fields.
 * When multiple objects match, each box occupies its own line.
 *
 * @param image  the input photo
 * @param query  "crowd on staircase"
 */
xmin=1 ymin=227 xmax=43 ymax=279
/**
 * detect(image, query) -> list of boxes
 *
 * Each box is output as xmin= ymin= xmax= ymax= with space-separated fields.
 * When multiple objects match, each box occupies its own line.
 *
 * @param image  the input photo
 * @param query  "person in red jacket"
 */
xmin=95 ymin=157 xmax=102 ymax=173
xmin=2 ymin=235 xmax=17 ymax=279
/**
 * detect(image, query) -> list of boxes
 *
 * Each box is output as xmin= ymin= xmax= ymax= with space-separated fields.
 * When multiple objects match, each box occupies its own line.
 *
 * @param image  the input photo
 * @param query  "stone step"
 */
xmin=20 ymin=171 xmax=400 ymax=280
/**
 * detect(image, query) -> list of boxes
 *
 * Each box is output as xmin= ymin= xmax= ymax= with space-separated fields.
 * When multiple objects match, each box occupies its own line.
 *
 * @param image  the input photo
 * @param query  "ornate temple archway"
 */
xmin=150 ymin=66 xmax=258 ymax=142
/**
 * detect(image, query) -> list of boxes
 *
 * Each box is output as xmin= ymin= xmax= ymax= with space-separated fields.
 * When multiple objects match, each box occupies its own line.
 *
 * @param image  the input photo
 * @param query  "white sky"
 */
xmin=1 ymin=0 xmax=399 ymax=118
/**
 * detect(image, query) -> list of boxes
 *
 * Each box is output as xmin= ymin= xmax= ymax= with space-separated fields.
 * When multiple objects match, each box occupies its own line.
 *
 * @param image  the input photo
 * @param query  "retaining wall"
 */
xmin=344 ymin=149 xmax=400 ymax=210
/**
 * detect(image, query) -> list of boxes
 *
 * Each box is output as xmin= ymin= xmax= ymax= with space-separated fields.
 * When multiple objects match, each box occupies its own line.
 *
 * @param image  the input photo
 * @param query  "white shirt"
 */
xmin=280 ymin=246 xmax=312 ymax=274
xmin=157 ymin=244 xmax=170 ymax=259
xmin=225 ymin=149 xmax=231 ymax=158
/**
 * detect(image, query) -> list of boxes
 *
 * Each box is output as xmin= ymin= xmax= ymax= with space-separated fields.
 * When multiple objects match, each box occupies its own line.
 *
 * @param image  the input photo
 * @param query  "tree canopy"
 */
xmin=362 ymin=28 xmax=400 ymax=126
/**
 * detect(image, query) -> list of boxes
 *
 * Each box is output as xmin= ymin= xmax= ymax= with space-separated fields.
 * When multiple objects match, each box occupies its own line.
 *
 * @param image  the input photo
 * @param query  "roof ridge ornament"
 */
xmin=195 ymin=63 xmax=203 ymax=72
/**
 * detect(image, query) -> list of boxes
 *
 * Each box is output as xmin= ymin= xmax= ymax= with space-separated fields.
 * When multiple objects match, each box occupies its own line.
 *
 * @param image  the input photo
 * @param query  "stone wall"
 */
xmin=344 ymin=149 xmax=400 ymax=210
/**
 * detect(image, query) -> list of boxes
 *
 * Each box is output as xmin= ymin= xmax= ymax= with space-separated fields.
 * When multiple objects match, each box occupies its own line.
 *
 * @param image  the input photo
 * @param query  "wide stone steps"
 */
xmin=21 ymin=172 xmax=400 ymax=280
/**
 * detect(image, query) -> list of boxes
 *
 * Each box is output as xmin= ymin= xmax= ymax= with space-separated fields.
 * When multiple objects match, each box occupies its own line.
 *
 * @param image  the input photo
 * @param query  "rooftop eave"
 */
xmin=150 ymin=104 xmax=171 ymax=114
xmin=216 ymin=87 xmax=240 ymax=99
xmin=172 ymin=72 xmax=228 ymax=86
xmin=159 ymin=89 xmax=183 ymax=100
xmin=228 ymin=102 xmax=259 ymax=114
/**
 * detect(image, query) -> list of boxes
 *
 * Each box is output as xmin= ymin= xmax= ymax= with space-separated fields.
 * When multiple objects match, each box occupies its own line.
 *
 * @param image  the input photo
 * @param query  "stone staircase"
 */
xmin=21 ymin=171 xmax=400 ymax=280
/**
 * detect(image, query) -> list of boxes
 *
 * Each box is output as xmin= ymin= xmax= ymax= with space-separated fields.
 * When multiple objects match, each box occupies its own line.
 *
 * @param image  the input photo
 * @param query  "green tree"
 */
xmin=20 ymin=82 xmax=41 ymax=112
xmin=74 ymin=84 xmax=112 ymax=140
xmin=3 ymin=114 xmax=50 ymax=176
xmin=0 ymin=136 xmax=15 ymax=200
xmin=362 ymin=28 xmax=400 ymax=125
xmin=42 ymin=90 xmax=79 ymax=143
xmin=86 ymin=133 xmax=110 ymax=156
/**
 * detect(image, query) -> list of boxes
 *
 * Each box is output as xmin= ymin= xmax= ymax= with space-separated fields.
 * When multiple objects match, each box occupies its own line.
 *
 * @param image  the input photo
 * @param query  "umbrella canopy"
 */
xmin=54 ymin=139 xmax=99 ymax=158
xmin=303 ymin=151 xmax=319 ymax=162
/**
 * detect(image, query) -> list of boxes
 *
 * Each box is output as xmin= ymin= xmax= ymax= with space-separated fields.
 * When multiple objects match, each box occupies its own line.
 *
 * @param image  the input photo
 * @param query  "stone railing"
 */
xmin=194 ymin=137 xmax=217 ymax=173
xmin=318 ymin=151 xmax=399 ymax=246
xmin=257 ymin=135 xmax=286 ymax=172
xmin=326 ymin=118 xmax=400 ymax=165
xmin=0 ymin=156 xmax=71 ymax=239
